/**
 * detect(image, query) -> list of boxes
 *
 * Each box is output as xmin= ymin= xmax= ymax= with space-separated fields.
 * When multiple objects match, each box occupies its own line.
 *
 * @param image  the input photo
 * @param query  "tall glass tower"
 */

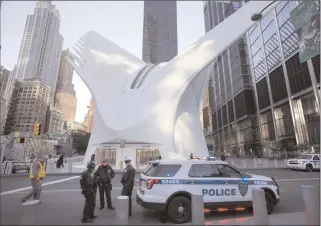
xmin=142 ymin=1 xmax=178 ymax=64
xmin=15 ymin=1 xmax=63 ymax=103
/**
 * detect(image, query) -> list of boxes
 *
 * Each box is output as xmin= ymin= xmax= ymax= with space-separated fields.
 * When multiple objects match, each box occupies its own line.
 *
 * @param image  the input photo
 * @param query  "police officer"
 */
xmin=94 ymin=159 xmax=115 ymax=210
xmin=120 ymin=159 xmax=136 ymax=216
xmin=80 ymin=162 xmax=97 ymax=223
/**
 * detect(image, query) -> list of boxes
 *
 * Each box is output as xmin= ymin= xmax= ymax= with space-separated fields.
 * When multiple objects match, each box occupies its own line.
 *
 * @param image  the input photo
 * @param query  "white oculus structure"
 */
xmin=69 ymin=1 xmax=278 ymax=169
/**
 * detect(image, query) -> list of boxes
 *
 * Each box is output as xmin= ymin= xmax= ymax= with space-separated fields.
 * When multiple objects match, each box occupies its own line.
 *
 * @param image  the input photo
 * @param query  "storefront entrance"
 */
xmin=136 ymin=148 xmax=160 ymax=170
xmin=94 ymin=148 xmax=116 ymax=168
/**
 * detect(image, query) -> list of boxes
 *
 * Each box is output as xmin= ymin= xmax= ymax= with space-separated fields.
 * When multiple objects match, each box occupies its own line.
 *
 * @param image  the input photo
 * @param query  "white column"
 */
xmin=116 ymin=196 xmax=129 ymax=225
xmin=252 ymin=188 xmax=269 ymax=225
xmin=301 ymin=185 xmax=320 ymax=226
xmin=191 ymin=194 xmax=204 ymax=225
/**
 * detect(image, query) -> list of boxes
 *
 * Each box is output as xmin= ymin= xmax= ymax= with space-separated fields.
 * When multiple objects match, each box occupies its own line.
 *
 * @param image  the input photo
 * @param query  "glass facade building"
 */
xmin=202 ymin=1 xmax=320 ymax=156
xmin=203 ymin=1 xmax=259 ymax=156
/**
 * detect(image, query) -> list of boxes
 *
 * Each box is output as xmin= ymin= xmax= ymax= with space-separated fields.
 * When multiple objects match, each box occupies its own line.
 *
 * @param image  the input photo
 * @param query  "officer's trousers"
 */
xmin=98 ymin=183 xmax=112 ymax=207
xmin=21 ymin=179 xmax=42 ymax=201
xmin=121 ymin=183 xmax=134 ymax=214
xmin=82 ymin=190 xmax=96 ymax=220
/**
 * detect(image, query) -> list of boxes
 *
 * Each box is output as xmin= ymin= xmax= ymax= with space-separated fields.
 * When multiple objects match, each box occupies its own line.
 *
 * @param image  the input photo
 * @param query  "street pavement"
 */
xmin=0 ymin=169 xmax=319 ymax=225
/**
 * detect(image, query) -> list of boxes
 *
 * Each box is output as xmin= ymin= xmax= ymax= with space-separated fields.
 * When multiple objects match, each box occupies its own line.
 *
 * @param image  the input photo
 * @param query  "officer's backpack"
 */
xmin=80 ymin=174 xmax=87 ymax=189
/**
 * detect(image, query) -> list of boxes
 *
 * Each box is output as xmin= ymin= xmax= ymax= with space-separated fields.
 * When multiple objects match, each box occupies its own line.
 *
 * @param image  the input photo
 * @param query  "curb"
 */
xmin=1 ymin=168 xmax=290 ymax=177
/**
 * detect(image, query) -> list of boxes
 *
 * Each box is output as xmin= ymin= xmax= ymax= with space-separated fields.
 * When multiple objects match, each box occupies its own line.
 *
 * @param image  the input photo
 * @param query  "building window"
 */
xmin=285 ymin=53 xmax=312 ymax=94
xmin=252 ymin=49 xmax=266 ymax=81
xmin=277 ymin=1 xmax=300 ymax=59
xmin=256 ymin=77 xmax=270 ymax=110
xmin=273 ymin=102 xmax=295 ymax=138
xmin=269 ymin=65 xmax=288 ymax=103
xmin=228 ymin=100 xmax=235 ymax=122
xmin=259 ymin=110 xmax=275 ymax=140
xmin=312 ymin=55 xmax=320 ymax=83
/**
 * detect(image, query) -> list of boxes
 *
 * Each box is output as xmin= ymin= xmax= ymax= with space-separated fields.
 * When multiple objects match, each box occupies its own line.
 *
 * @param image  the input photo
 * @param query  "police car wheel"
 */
xmin=306 ymin=165 xmax=313 ymax=172
xmin=167 ymin=196 xmax=191 ymax=224
xmin=265 ymin=192 xmax=275 ymax=214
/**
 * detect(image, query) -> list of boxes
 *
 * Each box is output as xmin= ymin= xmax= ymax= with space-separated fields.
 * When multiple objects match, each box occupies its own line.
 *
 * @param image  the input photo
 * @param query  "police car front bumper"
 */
xmin=136 ymin=195 xmax=167 ymax=211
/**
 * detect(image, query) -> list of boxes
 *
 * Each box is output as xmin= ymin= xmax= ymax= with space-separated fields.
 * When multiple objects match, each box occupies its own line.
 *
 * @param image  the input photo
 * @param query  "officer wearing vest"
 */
xmin=120 ymin=159 xmax=136 ymax=216
xmin=94 ymin=159 xmax=115 ymax=210
xmin=21 ymin=156 xmax=47 ymax=203
xmin=80 ymin=162 xmax=98 ymax=223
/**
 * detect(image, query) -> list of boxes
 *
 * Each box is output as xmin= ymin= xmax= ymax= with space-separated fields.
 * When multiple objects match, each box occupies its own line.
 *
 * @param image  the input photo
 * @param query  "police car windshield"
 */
xmin=297 ymin=155 xmax=312 ymax=159
xmin=143 ymin=164 xmax=182 ymax=177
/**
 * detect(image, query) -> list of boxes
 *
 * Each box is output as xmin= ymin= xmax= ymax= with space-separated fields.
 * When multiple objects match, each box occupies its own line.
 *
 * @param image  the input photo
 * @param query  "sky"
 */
xmin=1 ymin=1 xmax=205 ymax=122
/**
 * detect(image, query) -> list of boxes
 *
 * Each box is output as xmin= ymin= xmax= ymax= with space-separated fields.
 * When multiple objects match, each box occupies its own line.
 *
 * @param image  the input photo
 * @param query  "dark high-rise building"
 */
xmin=202 ymin=1 xmax=320 ymax=156
xmin=203 ymin=1 xmax=258 ymax=156
xmin=142 ymin=1 xmax=178 ymax=64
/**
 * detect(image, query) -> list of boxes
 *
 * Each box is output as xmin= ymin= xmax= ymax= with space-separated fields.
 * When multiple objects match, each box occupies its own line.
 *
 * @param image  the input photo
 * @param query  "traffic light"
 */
xmin=33 ymin=123 xmax=41 ymax=136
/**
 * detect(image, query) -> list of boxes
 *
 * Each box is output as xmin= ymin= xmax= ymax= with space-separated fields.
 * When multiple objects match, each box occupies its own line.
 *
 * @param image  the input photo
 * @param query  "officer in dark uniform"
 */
xmin=80 ymin=162 xmax=97 ymax=223
xmin=94 ymin=159 xmax=115 ymax=210
xmin=120 ymin=159 xmax=136 ymax=216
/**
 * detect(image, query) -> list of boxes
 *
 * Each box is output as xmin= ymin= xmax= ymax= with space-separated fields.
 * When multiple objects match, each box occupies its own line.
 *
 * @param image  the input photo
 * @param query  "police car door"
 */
xmin=216 ymin=164 xmax=251 ymax=203
xmin=188 ymin=164 xmax=222 ymax=204
xmin=312 ymin=155 xmax=320 ymax=169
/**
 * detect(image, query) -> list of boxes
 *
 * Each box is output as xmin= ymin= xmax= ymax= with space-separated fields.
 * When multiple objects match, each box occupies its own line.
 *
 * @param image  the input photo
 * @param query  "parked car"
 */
xmin=11 ymin=162 xmax=32 ymax=174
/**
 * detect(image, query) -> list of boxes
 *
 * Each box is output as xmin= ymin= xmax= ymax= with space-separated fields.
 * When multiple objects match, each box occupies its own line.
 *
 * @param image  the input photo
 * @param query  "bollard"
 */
xmin=68 ymin=161 xmax=73 ymax=173
xmin=191 ymin=194 xmax=204 ymax=225
xmin=243 ymin=159 xmax=247 ymax=169
xmin=301 ymin=185 xmax=320 ymax=226
xmin=116 ymin=196 xmax=129 ymax=225
xmin=6 ymin=161 xmax=14 ymax=175
xmin=19 ymin=200 xmax=40 ymax=225
xmin=252 ymin=188 xmax=269 ymax=225
xmin=253 ymin=158 xmax=257 ymax=168
xmin=264 ymin=159 xmax=268 ymax=168
xmin=274 ymin=159 xmax=278 ymax=168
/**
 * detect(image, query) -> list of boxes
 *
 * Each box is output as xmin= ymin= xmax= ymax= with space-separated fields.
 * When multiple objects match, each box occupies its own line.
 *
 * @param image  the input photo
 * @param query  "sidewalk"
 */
xmin=204 ymin=212 xmax=307 ymax=225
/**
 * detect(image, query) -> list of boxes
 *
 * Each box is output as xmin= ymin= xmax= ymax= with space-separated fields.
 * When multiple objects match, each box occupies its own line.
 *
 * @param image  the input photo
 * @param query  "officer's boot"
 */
xmin=99 ymin=204 xmax=104 ymax=210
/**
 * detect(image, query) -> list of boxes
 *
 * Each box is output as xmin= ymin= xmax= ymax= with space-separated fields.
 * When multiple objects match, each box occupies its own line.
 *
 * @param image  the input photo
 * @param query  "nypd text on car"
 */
xmin=136 ymin=159 xmax=280 ymax=224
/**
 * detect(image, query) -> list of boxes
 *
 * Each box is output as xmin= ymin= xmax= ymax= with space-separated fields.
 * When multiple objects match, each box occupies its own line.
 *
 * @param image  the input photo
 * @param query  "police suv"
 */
xmin=287 ymin=154 xmax=320 ymax=172
xmin=136 ymin=159 xmax=280 ymax=224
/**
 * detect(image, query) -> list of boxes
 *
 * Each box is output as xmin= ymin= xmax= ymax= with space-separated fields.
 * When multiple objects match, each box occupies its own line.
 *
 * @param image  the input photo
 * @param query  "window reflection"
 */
xmin=259 ymin=110 xmax=275 ymax=140
xmin=274 ymin=103 xmax=295 ymax=138
xmin=252 ymin=49 xmax=266 ymax=81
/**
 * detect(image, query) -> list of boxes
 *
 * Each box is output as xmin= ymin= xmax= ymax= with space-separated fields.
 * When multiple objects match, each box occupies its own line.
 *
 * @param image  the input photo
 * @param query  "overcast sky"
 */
xmin=1 ymin=1 xmax=205 ymax=122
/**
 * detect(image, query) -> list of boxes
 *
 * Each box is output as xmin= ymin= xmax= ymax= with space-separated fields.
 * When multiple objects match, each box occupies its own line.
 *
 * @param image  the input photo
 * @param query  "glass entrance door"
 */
xmin=136 ymin=149 xmax=160 ymax=170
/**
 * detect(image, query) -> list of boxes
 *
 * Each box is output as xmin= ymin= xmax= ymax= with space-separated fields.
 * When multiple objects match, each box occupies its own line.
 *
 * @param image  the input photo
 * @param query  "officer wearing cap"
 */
xmin=94 ymin=159 xmax=115 ymax=210
xmin=80 ymin=161 xmax=98 ymax=223
xmin=120 ymin=159 xmax=136 ymax=216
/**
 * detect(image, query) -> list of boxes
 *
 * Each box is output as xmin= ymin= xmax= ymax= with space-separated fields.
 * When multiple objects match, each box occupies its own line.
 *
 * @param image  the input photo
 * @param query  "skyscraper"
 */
xmin=14 ymin=1 xmax=63 ymax=102
xmin=54 ymin=49 xmax=77 ymax=122
xmin=202 ymin=1 xmax=258 ymax=155
xmin=142 ymin=1 xmax=178 ymax=64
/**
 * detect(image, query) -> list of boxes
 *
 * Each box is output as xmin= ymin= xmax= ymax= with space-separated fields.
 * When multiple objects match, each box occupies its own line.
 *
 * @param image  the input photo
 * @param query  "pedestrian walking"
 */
xmin=56 ymin=154 xmax=64 ymax=168
xmin=94 ymin=159 xmax=115 ymax=210
xmin=120 ymin=159 xmax=136 ymax=216
xmin=221 ymin=153 xmax=227 ymax=161
xmin=21 ymin=156 xmax=47 ymax=203
xmin=80 ymin=162 xmax=98 ymax=223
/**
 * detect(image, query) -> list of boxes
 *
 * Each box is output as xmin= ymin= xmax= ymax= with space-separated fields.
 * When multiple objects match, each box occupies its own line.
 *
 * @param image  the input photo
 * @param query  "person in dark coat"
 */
xmin=94 ymin=159 xmax=115 ymax=210
xmin=221 ymin=153 xmax=227 ymax=161
xmin=80 ymin=162 xmax=97 ymax=223
xmin=121 ymin=159 xmax=136 ymax=216
xmin=190 ymin=153 xmax=194 ymax=159
xmin=57 ymin=154 xmax=64 ymax=168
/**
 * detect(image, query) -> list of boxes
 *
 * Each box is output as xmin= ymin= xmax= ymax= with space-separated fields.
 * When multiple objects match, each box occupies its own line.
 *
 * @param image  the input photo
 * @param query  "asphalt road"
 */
xmin=0 ymin=169 xmax=319 ymax=225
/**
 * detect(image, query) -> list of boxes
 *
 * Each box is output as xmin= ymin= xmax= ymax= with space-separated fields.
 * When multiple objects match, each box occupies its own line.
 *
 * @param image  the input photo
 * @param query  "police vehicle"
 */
xmin=287 ymin=154 xmax=320 ymax=172
xmin=136 ymin=159 xmax=280 ymax=224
